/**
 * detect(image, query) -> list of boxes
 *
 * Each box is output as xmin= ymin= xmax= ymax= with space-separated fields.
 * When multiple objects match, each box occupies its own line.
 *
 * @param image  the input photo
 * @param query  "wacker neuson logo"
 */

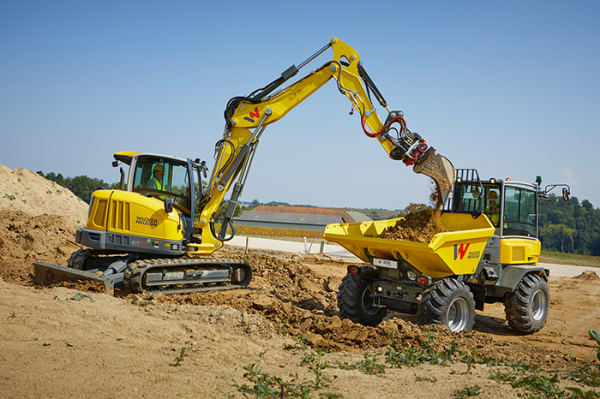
xmin=454 ymin=243 xmax=470 ymax=260
xmin=136 ymin=216 xmax=158 ymax=227
xmin=454 ymin=243 xmax=480 ymax=260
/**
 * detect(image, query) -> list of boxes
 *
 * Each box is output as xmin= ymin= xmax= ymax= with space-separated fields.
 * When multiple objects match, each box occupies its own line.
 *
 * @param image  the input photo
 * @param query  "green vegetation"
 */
xmin=540 ymin=251 xmax=600 ymax=268
xmin=538 ymin=195 xmax=600 ymax=256
xmin=173 ymin=347 xmax=188 ymax=366
xmin=452 ymin=385 xmax=481 ymax=398
xmin=215 ymin=200 xmax=243 ymax=223
xmin=37 ymin=171 xmax=118 ymax=204
xmin=226 ymin=329 xmax=600 ymax=398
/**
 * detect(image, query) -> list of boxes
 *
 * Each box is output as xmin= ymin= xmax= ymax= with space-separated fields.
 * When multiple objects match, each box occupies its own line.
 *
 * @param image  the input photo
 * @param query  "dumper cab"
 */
xmin=445 ymin=170 xmax=544 ymax=304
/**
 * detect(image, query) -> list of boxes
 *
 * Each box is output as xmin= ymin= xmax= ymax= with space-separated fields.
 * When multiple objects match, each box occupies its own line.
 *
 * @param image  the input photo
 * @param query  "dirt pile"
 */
xmin=0 ymin=164 xmax=89 ymax=226
xmin=0 ymin=210 xmax=81 ymax=284
xmin=378 ymin=209 xmax=446 ymax=243
xmin=574 ymin=270 xmax=600 ymax=281
xmin=122 ymin=248 xmax=569 ymax=367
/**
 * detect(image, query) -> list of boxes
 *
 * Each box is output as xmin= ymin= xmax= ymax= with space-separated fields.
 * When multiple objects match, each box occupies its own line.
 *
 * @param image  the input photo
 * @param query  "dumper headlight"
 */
xmin=407 ymin=271 xmax=416 ymax=281
xmin=376 ymin=285 xmax=383 ymax=293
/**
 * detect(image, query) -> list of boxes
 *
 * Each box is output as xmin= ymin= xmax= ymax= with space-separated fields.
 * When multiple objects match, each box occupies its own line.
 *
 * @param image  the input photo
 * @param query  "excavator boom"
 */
xmin=197 ymin=37 xmax=455 ymax=252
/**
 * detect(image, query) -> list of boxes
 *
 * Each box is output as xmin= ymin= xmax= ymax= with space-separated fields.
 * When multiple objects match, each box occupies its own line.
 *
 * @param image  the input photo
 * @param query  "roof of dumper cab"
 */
xmin=479 ymin=178 xmax=536 ymax=191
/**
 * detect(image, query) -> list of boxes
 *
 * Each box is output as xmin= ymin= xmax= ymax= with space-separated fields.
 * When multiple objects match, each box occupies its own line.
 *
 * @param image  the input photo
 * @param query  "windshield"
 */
xmin=133 ymin=156 xmax=192 ymax=213
xmin=503 ymin=186 xmax=537 ymax=237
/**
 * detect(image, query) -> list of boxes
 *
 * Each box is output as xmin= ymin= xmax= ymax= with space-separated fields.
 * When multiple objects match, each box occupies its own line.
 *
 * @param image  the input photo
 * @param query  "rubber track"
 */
xmin=67 ymin=248 xmax=124 ymax=270
xmin=123 ymin=257 xmax=252 ymax=295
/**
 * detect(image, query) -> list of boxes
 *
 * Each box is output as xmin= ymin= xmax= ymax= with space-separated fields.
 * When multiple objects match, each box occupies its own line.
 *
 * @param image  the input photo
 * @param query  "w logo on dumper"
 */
xmin=454 ymin=243 xmax=470 ymax=260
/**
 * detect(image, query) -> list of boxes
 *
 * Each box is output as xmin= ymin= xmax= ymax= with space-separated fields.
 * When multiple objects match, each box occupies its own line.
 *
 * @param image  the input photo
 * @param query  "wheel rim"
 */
xmin=447 ymin=297 xmax=469 ymax=332
xmin=361 ymin=286 xmax=379 ymax=315
xmin=531 ymin=289 xmax=547 ymax=321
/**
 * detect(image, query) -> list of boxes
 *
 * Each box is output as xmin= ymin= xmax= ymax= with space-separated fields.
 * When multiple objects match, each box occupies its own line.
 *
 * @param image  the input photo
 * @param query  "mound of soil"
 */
xmin=117 ymin=248 xmax=568 ymax=368
xmin=378 ymin=209 xmax=446 ymax=243
xmin=0 ymin=164 xmax=89 ymax=226
xmin=574 ymin=270 xmax=600 ymax=281
xmin=0 ymin=210 xmax=81 ymax=284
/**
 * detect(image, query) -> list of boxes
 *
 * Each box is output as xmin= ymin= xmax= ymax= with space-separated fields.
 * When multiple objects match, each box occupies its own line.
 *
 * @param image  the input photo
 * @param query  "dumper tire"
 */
xmin=337 ymin=273 xmax=386 ymax=327
xmin=504 ymin=274 xmax=549 ymax=333
xmin=418 ymin=279 xmax=475 ymax=332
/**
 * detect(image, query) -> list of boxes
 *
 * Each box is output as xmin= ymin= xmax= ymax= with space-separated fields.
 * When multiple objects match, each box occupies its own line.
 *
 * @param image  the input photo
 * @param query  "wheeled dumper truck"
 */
xmin=325 ymin=170 xmax=570 ymax=333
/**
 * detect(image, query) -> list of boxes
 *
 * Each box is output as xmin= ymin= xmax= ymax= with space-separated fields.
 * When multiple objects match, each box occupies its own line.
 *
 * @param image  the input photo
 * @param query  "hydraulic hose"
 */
xmin=361 ymin=115 xmax=407 ymax=138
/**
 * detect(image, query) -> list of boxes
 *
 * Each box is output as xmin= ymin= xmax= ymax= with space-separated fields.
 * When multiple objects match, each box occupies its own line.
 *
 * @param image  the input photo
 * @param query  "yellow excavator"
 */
xmin=33 ymin=37 xmax=454 ymax=295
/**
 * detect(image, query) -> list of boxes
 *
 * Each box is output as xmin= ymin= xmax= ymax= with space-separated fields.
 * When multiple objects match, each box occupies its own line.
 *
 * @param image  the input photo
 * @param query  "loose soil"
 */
xmin=378 ymin=209 xmax=446 ymax=243
xmin=1 ymin=165 xmax=600 ymax=398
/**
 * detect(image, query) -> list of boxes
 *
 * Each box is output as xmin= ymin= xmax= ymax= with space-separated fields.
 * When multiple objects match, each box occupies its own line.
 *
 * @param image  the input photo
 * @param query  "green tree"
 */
xmin=39 ymin=172 xmax=116 ymax=203
xmin=246 ymin=199 xmax=261 ymax=210
xmin=215 ymin=200 xmax=242 ymax=223
xmin=539 ymin=224 xmax=575 ymax=252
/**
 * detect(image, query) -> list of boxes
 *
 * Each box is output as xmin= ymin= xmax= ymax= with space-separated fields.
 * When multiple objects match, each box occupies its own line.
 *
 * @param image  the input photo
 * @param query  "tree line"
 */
xmin=538 ymin=194 xmax=600 ymax=256
xmin=37 ymin=172 xmax=119 ymax=204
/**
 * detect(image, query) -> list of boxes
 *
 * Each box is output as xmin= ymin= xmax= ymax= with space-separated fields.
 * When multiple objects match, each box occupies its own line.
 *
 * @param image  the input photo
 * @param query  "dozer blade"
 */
xmin=33 ymin=261 xmax=120 ymax=296
xmin=413 ymin=148 xmax=455 ymax=206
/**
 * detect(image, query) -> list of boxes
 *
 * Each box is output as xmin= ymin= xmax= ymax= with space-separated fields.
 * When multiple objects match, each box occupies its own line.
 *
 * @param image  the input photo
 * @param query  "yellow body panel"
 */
xmin=87 ymin=190 xmax=183 ymax=241
xmin=324 ymin=213 xmax=495 ymax=278
xmin=499 ymin=238 xmax=541 ymax=265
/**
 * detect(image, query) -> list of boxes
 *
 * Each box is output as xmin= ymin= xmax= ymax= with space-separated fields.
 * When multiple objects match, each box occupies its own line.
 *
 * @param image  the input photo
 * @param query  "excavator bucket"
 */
xmin=413 ymin=148 xmax=455 ymax=206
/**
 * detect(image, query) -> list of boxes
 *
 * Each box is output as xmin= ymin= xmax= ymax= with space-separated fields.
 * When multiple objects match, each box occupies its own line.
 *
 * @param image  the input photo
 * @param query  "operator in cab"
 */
xmin=484 ymin=190 xmax=500 ymax=226
xmin=148 ymin=165 xmax=167 ymax=199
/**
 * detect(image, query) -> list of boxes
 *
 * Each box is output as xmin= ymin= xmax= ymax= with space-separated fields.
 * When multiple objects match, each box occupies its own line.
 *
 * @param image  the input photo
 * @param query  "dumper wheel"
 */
xmin=504 ymin=274 xmax=549 ymax=333
xmin=337 ymin=273 xmax=386 ymax=327
xmin=418 ymin=279 xmax=475 ymax=332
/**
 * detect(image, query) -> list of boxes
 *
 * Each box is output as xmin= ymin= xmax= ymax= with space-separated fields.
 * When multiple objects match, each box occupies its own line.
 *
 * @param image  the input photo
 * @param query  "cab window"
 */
xmin=133 ymin=156 xmax=192 ymax=214
xmin=503 ymin=186 xmax=536 ymax=237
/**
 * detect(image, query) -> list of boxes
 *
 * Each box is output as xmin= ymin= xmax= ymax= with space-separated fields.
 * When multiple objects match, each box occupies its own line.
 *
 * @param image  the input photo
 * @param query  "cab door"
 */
xmin=500 ymin=184 xmax=540 ymax=265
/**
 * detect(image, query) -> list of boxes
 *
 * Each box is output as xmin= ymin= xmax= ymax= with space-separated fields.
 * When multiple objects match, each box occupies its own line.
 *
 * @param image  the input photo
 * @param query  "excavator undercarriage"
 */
xmin=34 ymin=249 xmax=252 ymax=295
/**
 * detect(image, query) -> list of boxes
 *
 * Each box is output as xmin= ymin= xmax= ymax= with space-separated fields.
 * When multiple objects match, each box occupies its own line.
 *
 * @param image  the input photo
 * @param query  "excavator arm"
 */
xmin=188 ymin=37 xmax=454 ymax=255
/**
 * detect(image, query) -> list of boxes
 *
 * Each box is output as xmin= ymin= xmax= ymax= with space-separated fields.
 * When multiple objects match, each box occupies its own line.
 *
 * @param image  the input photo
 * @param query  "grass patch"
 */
xmin=540 ymin=251 xmax=600 ymax=268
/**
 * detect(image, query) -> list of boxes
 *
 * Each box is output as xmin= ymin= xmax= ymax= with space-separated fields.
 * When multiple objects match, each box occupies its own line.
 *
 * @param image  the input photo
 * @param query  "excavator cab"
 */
xmin=130 ymin=155 xmax=194 ymax=215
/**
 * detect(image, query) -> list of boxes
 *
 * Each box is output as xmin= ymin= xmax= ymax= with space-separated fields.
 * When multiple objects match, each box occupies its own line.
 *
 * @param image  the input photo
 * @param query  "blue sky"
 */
xmin=1 ymin=1 xmax=598 ymax=210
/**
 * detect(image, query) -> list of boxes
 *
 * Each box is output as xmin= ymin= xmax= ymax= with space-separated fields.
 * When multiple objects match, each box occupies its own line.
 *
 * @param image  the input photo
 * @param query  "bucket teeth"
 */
xmin=413 ymin=148 xmax=455 ymax=206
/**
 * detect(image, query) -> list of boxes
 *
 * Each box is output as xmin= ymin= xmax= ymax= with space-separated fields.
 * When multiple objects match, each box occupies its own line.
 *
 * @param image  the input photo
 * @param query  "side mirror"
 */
xmin=562 ymin=188 xmax=570 ymax=202
xmin=164 ymin=198 xmax=174 ymax=213
xmin=540 ymin=183 xmax=571 ymax=202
